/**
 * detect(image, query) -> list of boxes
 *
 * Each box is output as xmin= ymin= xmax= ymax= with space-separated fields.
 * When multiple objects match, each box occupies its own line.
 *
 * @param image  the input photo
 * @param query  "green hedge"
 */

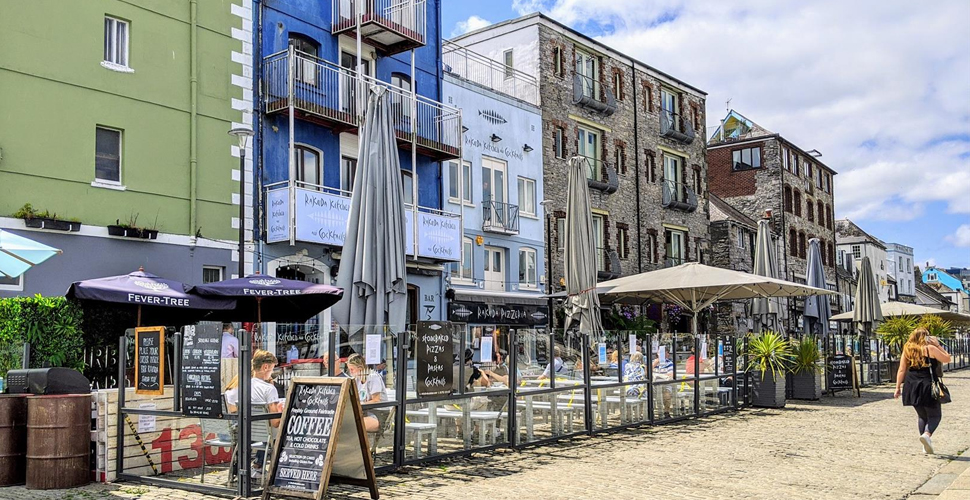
xmin=0 ymin=295 xmax=85 ymax=377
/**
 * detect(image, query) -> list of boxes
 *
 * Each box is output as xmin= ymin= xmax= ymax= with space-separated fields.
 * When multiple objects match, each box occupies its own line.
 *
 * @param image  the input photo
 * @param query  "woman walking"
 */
xmin=894 ymin=327 xmax=951 ymax=454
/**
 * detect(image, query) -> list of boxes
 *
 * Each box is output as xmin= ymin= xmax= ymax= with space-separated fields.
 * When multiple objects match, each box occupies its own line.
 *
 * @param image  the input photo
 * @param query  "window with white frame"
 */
xmin=554 ymin=127 xmax=566 ymax=159
xmin=575 ymin=48 xmax=598 ymax=99
xmin=503 ymin=49 xmax=514 ymax=79
xmin=295 ymin=145 xmax=322 ymax=187
xmin=202 ymin=266 xmax=224 ymax=284
xmin=517 ymin=177 xmax=536 ymax=216
xmin=557 ymin=218 xmax=565 ymax=251
xmin=447 ymin=160 xmax=472 ymax=204
xmin=401 ymin=170 xmax=414 ymax=205
xmin=732 ymin=147 xmax=761 ymax=170
xmin=452 ymin=237 xmax=474 ymax=281
xmin=617 ymin=227 xmax=629 ymax=259
xmin=737 ymin=227 xmax=746 ymax=249
xmin=646 ymin=233 xmax=658 ymax=263
xmin=95 ymin=126 xmax=122 ymax=184
xmin=0 ymin=274 xmax=24 ymax=291
xmin=341 ymin=156 xmax=357 ymax=192
xmin=103 ymin=17 xmax=129 ymax=68
xmin=518 ymin=248 xmax=537 ymax=288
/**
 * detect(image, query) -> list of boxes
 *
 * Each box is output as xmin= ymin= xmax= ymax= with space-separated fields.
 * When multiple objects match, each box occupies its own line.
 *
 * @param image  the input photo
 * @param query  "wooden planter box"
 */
xmin=791 ymin=371 xmax=823 ymax=400
xmin=751 ymin=371 xmax=787 ymax=408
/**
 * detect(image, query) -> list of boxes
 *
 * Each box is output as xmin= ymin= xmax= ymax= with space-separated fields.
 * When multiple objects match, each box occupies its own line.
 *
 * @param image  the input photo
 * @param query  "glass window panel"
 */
xmin=402 ymin=171 xmax=413 ymax=205
xmin=448 ymin=161 xmax=459 ymax=199
xmin=462 ymin=162 xmax=472 ymax=203
xmin=741 ymin=148 xmax=751 ymax=167
xmin=117 ymin=21 xmax=127 ymax=66
xmin=752 ymin=147 xmax=761 ymax=168
xmin=95 ymin=127 xmax=121 ymax=182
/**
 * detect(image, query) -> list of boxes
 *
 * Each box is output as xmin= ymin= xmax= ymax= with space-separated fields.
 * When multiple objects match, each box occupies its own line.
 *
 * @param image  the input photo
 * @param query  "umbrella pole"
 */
xmin=255 ymin=297 xmax=262 ymax=350
xmin=136 ymin=305 xmax=141 ymax=327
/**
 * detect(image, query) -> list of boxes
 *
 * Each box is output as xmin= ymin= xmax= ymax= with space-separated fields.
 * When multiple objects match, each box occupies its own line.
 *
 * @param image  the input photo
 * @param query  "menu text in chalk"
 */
xmin=180 ymin=324 xmax=223 ymax=418
xmin=135 ymin=326 xmax=165 ymax=396
xmin=415 ymin=321 xmax=454 ymax=398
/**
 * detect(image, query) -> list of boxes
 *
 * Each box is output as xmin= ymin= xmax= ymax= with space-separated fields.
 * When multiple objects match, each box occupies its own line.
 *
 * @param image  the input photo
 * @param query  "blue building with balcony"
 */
xmin=440 ymin=42 xmax=547 ymax=350
xmin=253 ymin=0 xmax=462 ymax=331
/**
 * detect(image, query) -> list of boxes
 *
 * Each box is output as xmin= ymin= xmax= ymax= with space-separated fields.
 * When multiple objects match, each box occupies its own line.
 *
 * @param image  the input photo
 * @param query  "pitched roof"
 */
xmin=835 ymin=219 xmax=887 ymax=249
xmin=708 ymin=110 xmax=775 ymax=141
xmin=709 ymin=193 xmax=759 ymax=229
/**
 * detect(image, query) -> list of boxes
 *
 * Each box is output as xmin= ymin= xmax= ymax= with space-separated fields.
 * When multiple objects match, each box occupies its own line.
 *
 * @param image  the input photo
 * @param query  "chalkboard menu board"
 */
xmin=827 ymin=355 xmax=855 ymax=394
xmin=722 ymin=339 xmax=736 ymax=374
xmin=415 ymin=321 xmax=454 ymax=397
xmin=135 ymin=327 xmax=165 ymax=396
xmin=180 ymin=324 xmax=223 ymax=418
xmin=263 ymin=378 xmax=378 ymax=500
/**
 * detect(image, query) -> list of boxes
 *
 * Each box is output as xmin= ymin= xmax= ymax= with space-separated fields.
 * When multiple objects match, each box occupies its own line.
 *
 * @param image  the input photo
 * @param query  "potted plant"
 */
xmin=107 ymin=219 xmax=127 ymax=237
xmin=744 ymin=330 xmax=794 ymax=408
xmin=791 ymin=336 xmax=823 ymax=400
xmin=14 ymin=203 xmax=43 ymax=228
xmin=876 ymin=315 xmax=917 ymax=375
xmin=918 ymin=315 xmax=953 ymax=340
xmin=13 ymin=203 xmax=82 ymax=231
xmin=40 ymin=212 xmax=71 ymax=231
xmin=141 ymin=213 xmax=159 ymax=240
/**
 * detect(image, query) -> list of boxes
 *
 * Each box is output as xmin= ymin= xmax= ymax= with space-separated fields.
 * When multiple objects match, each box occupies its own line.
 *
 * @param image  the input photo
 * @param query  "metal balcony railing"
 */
xmin=580 ymin=156 xmax=619 ymax=194
xmin=482 ymin=200 xmax=520 ymax=234
xmin=263 ymin=48 xmax=461 ymax=160
xmin=332 ymin=0 xmax=426 ymax=55
xmin=572 ymin=73 xmax=616 ymax=115
xmin=661 ymin=179 xmax=698 ymax=212
xmin=596 ymin=247 xmax=621 ymax=280
xmin=442 ymin=40 xmax=539 ymax=105
xmin=660 ymin=109 xmax=696 ymax=144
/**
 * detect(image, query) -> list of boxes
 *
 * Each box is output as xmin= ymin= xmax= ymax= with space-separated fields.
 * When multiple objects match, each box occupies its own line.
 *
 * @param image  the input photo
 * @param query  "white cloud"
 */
xmin=945 ymin=224 xmax=970 ymax=248
xmin=451 ymin=15 xmax=492 ymax=37
xmin=516 ymin=0 xmax=970 ymax=222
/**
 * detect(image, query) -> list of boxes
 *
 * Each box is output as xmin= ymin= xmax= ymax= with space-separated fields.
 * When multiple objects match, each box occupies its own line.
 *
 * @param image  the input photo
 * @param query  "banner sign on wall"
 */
xmin=295 ymin=188 xmax=352 ymax=246
xmin=416 ymin=212 xmax=460 ymax=261
xmin=266 ymin=187 xmax=290 ymax=243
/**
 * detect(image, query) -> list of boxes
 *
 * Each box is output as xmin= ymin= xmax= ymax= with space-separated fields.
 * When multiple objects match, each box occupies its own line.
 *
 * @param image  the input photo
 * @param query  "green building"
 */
xmin=0 ymin=0 xmax=253 ymax=296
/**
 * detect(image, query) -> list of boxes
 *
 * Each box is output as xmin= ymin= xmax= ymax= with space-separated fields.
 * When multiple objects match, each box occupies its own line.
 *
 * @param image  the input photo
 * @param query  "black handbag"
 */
xmin=930 ymin=360 xmax=951 ymax=404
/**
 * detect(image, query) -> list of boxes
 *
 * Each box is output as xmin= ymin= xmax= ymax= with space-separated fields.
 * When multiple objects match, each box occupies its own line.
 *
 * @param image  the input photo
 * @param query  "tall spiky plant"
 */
xmin=792 ymin=336 xmax=822 ymax=374
xmin=744 ymin=330 xmax=794 ymax=381
xmin=918 ymin=315 xmax=954 ymax=339
xmin=876 ymin=315 xmax=918 ymax=359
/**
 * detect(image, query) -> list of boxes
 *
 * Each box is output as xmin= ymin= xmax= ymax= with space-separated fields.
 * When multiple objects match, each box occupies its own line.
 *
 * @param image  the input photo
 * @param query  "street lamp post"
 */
xmin=229 ymin=126 xmax=255 ymax=279
xmin=540 ymin=200 xmax=554 ymax=331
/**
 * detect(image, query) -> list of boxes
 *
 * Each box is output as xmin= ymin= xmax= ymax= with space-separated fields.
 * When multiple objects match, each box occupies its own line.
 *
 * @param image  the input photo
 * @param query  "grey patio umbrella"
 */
xmin=853 ymin=256 xmax=884 ymax=336
xmin=563 ymin=156 xmax=603 ymax=340
xmin=803 ymin=238 xmax=831 ymax=337
xmin=751 ymin=218 xmax=781 ymax=332
xmin=332 ymin=87 xmax=408 ymax=338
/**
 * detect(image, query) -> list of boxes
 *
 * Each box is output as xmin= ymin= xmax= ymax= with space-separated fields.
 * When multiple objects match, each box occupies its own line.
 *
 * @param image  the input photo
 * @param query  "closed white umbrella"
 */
xmin=803 ymin=238 xmax=831 ymax=337
xmin=563 ymin=156 xmax=603 ymax=340
xmin=333 ymin=87 xmax=408 ymax=337
xmin=853 ymin=256 xmax=884 ymax=336
xmin=752 ymin=218 xmax=781 ymax=331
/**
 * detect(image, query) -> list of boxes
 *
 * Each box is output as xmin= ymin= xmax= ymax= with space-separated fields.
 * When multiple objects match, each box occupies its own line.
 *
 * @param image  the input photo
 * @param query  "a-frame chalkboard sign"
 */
xmin=135 ymin=326 xmax=165 ymax=396
xmin=262 ymin=377 xmax=379 ymax=500
xmin=827 ymin=354 xmax=860 ymax=397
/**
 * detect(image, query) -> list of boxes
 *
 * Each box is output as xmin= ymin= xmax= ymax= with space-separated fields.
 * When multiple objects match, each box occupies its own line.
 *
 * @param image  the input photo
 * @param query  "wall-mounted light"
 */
xmin=490 ymin=134 xmax=502 ymax=143
xmin=461 ymin=125 xmax=469 ymax=133
xmin=523 ymin=144 xmax=533 ymax=152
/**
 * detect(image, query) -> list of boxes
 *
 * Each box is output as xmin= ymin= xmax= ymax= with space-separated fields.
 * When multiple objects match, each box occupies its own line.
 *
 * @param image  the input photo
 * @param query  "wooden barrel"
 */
xmin=26 ymin=394 xmax=91 ymax=489
xmin=0 ymin=394 xmax=28 ymax=486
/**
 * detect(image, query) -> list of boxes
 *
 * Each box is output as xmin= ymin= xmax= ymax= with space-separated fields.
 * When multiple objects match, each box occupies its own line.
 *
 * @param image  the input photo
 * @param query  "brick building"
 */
xmin=451 ymin=13 xmax=710 ymax=297
xmin=708 ymin=110 xmax=839 ymax=329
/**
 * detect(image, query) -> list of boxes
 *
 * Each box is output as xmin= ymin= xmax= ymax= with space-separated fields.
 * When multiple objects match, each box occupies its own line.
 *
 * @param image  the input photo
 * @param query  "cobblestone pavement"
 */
xmin=2 ymin=370 xmax=968 ymax=500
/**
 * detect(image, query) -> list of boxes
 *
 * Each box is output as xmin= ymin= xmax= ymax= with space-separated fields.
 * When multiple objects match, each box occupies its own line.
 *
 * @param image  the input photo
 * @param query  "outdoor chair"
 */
xmin=201 ymin=396 xmax=235 ymax=485
xmin=367 ymin=406 xmax=396 ymax=455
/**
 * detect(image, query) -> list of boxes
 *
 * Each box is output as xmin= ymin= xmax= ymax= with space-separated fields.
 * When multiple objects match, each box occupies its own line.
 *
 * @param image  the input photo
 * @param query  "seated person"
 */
xmin=483 ymin=349 xmax=512 ymax=386
xmin=453 ymin=348 xmax=491 ymax=391
xmin=537 ymin=346 xmax=565 ymax=380
xmin=223 ymin=350 xmax=282 ymax=478
xmin=623 ymin=351 xmax=647 ymax=397
xmin=652 ymin=352 xmax=674 ymax=418
xmin=321 ymin=352 xmax=350 ymax=377
xmin=346 ymin=354 xmax=388 ymax=432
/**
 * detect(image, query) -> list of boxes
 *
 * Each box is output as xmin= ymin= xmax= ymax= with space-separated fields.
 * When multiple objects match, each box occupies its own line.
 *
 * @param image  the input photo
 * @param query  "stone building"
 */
xmin=708 ymin=110 xmax=839 ymax=329
xmin=451 ymin=13 xmax=710 ymax=300
xmin=835 ymin=218 xmax=890 ymax=303
xmin=709 ymin=194 xmax=760 ymax=334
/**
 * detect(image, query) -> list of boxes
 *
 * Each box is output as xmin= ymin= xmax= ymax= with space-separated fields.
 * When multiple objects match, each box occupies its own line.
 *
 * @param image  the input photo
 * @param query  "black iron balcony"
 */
xmin=572 ymin=73 xmax=616 ymax=115
xmin=660 ymin=109 xmax=696 ymax=144
xmin=482 ymin=200 xmax=520 ymax=234
xmin=597 ymin=247 xmax=621 ymax=280
xmin=661 ymin=179 xmax=698 ymax=212
xmin=582 ymin=156 xmax=619 ymax=194
xmin=263 ymin=48 xmax=461 ymax=160
xmin=332 ymin=0 xmax=426 ymax=55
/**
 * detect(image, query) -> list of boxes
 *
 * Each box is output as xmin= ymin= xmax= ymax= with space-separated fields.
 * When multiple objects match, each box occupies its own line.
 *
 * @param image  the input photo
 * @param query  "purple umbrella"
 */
xmin=189 ymin=275 xmax=343 ymax=323
xmin=66 ymin=268 xmax=236 ymax=326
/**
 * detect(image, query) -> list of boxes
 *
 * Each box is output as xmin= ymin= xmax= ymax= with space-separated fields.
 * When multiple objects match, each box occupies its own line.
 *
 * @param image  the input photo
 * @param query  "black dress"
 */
xmin=902 ymin=359 xmax=940 ymax=409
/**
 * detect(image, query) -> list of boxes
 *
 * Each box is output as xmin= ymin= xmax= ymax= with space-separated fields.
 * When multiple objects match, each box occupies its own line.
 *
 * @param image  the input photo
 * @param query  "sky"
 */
xmin=442 ymin=0 xmax=970 ymax=270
